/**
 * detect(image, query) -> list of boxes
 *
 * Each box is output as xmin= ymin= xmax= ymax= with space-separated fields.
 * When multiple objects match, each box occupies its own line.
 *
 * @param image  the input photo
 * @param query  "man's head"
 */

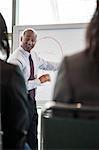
xmin=21 ymin=28 xmax=37 ymax=53
xmin=0 ymin=13 xmax=10 ymax=60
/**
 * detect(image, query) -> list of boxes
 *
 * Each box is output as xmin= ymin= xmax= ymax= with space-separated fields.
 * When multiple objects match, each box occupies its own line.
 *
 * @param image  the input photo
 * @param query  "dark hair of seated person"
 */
xmin=0 ymin=12 xmax=10 ymax=60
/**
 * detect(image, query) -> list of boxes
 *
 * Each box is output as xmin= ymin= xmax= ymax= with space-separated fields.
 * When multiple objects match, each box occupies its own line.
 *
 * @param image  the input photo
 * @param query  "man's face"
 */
xmin=21 ymin=30 xmax=37 ymax=52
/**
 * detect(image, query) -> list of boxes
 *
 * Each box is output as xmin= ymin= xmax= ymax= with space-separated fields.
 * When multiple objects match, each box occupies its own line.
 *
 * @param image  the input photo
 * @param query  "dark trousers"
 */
xmin=27 ymin=94 xmax=38 ymax=150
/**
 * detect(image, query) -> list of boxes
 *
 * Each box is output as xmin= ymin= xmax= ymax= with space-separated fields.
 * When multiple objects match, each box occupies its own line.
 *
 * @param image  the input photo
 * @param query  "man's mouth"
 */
xmin=27 ymin=45 xmax=33 ymax=49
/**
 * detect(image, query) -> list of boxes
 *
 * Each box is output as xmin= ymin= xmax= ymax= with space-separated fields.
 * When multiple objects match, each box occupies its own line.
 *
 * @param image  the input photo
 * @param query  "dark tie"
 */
xmin=28 ymin=54 xmax=35 ymax=99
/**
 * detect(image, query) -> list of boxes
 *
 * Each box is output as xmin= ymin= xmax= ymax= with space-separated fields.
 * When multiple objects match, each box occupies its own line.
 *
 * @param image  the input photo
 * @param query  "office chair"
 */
xmin=41 ymin=102 xmax=99 ymax=150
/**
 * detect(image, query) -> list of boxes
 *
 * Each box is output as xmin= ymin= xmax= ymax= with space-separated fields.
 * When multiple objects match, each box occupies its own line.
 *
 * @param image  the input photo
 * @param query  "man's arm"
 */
xmin=37 ymin=55 xmax=60 ymax=71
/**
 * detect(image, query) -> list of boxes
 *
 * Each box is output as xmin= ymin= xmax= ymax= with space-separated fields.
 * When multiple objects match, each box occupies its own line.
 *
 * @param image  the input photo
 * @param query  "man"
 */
xmin=8 ymin=28 xmax=59 ymax=149
xmin=0 ymin=13 xmax=30 ymax=149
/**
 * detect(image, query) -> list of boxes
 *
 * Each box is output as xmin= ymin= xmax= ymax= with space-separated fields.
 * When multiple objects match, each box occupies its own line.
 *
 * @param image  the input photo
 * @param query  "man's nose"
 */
xmin=28 ymin=40 xmax=33 ymax=45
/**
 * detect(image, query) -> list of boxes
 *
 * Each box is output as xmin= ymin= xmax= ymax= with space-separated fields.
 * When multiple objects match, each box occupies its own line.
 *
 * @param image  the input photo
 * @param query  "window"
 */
xmin=16 ymin=0 xmax=96 ymax=25
xmin=0 ymin=0 xmax=12 ymax=32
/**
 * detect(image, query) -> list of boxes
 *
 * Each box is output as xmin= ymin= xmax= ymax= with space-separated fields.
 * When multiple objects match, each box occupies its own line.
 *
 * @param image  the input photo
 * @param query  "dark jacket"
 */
xmin=0 ymin=59 xmax=29 ymax=149
xmin=53 ymin=50 xmax=99 ymax=106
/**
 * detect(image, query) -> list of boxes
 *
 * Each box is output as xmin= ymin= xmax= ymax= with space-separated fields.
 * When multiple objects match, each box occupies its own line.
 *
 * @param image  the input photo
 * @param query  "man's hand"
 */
xmin=39 ymin=74 xmax=51 ymax=83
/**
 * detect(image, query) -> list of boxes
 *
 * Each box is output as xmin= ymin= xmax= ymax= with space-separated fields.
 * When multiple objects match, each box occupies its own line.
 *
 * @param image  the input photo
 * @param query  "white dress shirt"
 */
xmin=7 ymin=46 xmax=59 ymax=91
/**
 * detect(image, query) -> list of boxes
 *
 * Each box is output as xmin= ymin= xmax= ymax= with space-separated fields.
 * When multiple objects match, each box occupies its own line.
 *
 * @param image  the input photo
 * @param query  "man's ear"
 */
xmin=21 ymin=36 xmax=22 ymax=41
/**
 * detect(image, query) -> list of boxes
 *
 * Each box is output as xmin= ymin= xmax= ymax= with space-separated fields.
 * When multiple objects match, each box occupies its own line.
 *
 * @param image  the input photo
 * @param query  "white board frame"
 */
xmin=13 ymin=23 xmax=88 ymax=106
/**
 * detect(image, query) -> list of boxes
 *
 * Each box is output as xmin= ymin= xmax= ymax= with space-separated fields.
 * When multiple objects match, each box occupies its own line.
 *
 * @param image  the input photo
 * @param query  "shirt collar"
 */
xmin=19 ymin=46 xmax=30 ymax=58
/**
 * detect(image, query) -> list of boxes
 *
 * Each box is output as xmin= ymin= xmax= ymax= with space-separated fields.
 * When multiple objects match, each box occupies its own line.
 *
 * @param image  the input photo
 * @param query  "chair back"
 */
xmin=41 ymin=102 xmax=99 ymax=150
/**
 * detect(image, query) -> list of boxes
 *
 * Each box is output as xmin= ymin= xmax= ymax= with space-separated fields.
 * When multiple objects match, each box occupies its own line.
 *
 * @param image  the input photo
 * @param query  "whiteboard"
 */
xmin=13 ymin=23 xmax=87 ymax=106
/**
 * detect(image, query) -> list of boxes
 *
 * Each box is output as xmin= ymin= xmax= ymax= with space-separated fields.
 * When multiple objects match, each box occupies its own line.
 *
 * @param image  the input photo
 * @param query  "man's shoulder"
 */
xmin=62 ymin=50 xmax=89 ymax=72
xmin=8 ymin=47 xmax=25 ymax=62
xmin=11 ymin=47 xmax=23 ymax=57
xmin=0 ymin=60 xmax=20 ymax=80
xmin=64 ymin=50 xmax=86 ymax=64
xmin=0 ymin=59 xmax=16 ymax=69
xmin=66 ymin=50 xmax=84 ymax=60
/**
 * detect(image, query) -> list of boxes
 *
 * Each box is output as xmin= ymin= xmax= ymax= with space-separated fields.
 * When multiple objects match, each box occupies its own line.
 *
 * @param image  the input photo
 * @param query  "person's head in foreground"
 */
xmin=53 ymin=0 xmax=99 ymax=106
xmin=0 ymin=13 xmax=10 ymax=60
xmin=86 ymin=0 xmax=99 ymax=60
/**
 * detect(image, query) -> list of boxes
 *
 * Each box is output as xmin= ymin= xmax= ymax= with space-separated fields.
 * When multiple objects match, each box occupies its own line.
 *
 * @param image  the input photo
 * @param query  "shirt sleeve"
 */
xmin=37 ymin=56 xmax=60 ymax=71
xmin=26 ymin=78 xmax=41 ymax=91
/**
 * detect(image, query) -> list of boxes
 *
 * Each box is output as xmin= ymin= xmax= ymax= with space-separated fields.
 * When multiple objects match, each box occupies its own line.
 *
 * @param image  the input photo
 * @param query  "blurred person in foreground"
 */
xmin=0 ymin=12 xmax=30 ymax=149
xmin=8 ymin=28 xmax=59 ymax=150
xmin=53 ymin=0 xmax=99 ymax=106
